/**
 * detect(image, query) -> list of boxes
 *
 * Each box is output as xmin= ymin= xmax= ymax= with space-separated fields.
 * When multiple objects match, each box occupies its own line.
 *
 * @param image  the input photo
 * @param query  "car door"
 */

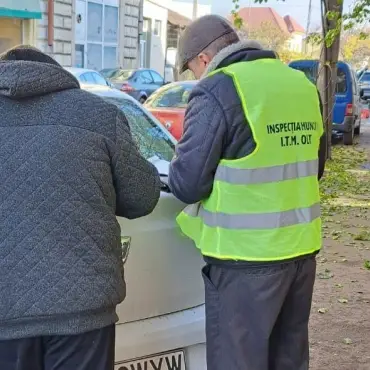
xmin=100 ymin=96 xmax=205 ymax=324
xmin=351 ymin=69 xmax=360 ymax=123
xmin=138 ymin=70 xmax=156 ymax=97
xmin=333 ymin=66 xmax=348 ymax=125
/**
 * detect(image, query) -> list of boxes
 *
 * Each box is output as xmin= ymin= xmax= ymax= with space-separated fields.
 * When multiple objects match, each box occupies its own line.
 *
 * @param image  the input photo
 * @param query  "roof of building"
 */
xmin=284 ymin=15 xmax=305 ymax=33
xmin=167 ymin=8 xmax=192 ymax=28
xmin=237 ymin=7 xmax=304 ymax=34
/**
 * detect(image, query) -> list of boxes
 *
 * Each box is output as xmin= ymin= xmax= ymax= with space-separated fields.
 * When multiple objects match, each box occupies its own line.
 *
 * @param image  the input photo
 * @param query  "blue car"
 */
xmin=100 ymin=68 xmax=166 ymax=104
xmin=289 ymin=60 xmax=361 ymax=145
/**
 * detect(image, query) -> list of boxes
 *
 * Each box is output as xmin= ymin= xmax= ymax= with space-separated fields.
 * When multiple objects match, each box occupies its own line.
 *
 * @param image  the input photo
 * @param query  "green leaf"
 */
xmin=364 ymin=260 xmax=370 ymax=270
xmin=354 ymin=231 xmax=370 ymax=241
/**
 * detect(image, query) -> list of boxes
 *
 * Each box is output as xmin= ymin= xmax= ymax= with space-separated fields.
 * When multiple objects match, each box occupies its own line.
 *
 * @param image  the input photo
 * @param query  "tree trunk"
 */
xmin=318 ymin=0 xmax=343 ymax=159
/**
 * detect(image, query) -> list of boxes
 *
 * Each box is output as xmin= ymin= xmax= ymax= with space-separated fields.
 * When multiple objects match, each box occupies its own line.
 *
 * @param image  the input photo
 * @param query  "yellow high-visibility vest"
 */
xmin=177 ymin=59 xmax=323 ymax=261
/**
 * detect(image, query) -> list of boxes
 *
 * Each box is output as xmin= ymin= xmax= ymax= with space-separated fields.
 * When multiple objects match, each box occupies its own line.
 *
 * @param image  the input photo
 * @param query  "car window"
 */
xmin=336 ymin=68 xmax=347 ymax=94
xmin=150 ymin=71 xmax=163 ymax=84
xmin=104 ymin=97 xmax=175 ymax=162
xmin=293 ymin=66 xmax=316 ymax=84
xmin=147 ymin=84 xmax=193 ymax=108
xmin=79 ymin=74 xmax=87 ymax=82
xmin=138 ymin=71 xmax=154 ymax=84
xmin=83 ymin=73 xmax=96 ymax=84
xmin=360 ymin=73 xmax=370 ymax=82
xmin=92 ymin=72 xmax=108 ymax=86
xmin=110 ymin=69 xmax=134 ymax=81
xmin=100 ymin=69 xmax=115 ymax=78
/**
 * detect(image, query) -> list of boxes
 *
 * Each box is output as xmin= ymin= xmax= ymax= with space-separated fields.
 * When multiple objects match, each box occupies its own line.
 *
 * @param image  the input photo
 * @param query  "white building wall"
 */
xmin=168 ymin=1 xmax=211 ymax=19
xmin=288 ymin=32 xmax=304 ymax=53
xmin=143 ymin=0 xmax=167 ymax=74
xmin=150 ymin=0 xmax=211 ymax=20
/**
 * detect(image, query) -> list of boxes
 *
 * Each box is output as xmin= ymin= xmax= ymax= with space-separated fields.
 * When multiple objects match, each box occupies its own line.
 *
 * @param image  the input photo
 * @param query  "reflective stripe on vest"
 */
xmin=176 ymin=59 xmax=323 ymax=261
xmin=215 ymin=159 xmax=318 ymax=184
xmin=183 ymin=202 xmax=320 ymax=230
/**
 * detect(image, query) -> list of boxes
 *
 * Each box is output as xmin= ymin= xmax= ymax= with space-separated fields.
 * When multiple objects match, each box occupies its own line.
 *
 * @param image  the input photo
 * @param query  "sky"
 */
xmin=211 ymin=0 xmax=354 ymax=33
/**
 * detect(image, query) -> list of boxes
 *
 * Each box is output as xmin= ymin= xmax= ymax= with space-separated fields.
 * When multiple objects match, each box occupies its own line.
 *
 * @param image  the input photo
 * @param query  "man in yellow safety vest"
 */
xmin=168 ymin=15 xmax=327 ymax=370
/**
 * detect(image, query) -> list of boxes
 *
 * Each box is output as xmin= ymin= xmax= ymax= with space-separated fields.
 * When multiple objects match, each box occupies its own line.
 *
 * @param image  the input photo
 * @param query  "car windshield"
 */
xmin=100 ymin=69 xmax=116 ymax=78
xmin=146 ymin=83 xmax=194 ymax=108
xmin=103 ymin=97 xmax=175 ymax=162
xmin=109 ymin=70 xmax=134 ymax=81
xmin=360 ymin=73 xmax=370 ymax=82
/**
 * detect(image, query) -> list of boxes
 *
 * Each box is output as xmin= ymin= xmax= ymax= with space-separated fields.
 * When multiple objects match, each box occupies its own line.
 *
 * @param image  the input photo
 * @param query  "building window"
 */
xmin=154 ymin=20 xmax=162 ymax=36
xmin=75 ymin=0 xmax=118 ymax=70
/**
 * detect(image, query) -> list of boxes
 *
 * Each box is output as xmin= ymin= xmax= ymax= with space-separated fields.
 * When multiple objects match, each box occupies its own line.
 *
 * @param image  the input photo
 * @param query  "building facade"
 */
xmin=141 ymin=0 xmax=168 ymax=75
xmin=0 ymin=0 xmax=142 ymax=69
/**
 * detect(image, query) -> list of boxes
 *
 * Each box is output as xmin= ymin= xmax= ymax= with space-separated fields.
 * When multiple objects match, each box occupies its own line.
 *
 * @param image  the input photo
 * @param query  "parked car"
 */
xmin=100 ymin=68 xmax=166 ymax=103
xmin=145 ymin=81 xmax=197 ymax=140
xmin=81 ymin=83 xmax=206 ymax=370
xmin=65 ymin=67 xmax=114 ymax=88
xmin=359 ymin=71 xmax=370 ymax=101
xmin=289 ymin=60 xmax=361 ymax=145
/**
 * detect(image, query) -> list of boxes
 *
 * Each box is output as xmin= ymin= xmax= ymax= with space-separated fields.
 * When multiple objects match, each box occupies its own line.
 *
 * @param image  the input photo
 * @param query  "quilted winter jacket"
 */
xmin=0 ymin=46 xmax=160 ymax=339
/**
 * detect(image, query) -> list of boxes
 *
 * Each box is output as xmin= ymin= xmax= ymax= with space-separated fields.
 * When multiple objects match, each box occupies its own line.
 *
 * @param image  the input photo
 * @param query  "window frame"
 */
xmin=75 ymin=0 xmax=119 ymax=70
xmin=154 ymin=20 xmax=162 ymax=37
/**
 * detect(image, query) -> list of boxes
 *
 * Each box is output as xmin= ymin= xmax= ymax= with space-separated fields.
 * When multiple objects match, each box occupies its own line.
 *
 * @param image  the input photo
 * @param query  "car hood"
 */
xmin=149 ymin=156 xmax=170 ymax=175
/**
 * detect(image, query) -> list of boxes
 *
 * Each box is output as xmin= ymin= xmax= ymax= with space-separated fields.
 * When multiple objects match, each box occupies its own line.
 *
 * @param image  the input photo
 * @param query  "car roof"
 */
xmin=80 ymin=84 xmax=137 ymax=101
xmin=65 ymin=67 xmax=97 ymax=76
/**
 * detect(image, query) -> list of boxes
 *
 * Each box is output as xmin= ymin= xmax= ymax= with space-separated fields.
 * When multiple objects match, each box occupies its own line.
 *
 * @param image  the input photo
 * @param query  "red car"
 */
xmin=145 ymin=81 xmax=197 ymax=140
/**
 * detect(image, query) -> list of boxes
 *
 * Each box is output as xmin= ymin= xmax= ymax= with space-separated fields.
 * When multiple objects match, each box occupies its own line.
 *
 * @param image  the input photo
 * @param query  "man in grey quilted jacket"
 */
xmin=0 ymin=46 xmax=160 ymax=369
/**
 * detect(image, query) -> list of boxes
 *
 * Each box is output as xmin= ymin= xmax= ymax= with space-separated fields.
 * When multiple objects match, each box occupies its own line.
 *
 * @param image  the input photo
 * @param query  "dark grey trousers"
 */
xmin=203 ymin=256 xmax=316 ymax=370
xmin=0 ymin=325 xmax=115 ymax=370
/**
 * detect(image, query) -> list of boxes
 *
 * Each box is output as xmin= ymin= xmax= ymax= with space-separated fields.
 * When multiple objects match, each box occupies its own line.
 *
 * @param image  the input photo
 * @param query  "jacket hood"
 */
xmin=201 ymin=40 xmax=277 ymax=79
xmin=0 ymin=45 xmax=79 ymax=99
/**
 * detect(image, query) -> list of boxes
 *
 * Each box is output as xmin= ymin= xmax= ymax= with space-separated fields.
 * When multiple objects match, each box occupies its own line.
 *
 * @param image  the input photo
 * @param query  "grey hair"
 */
xmin=202 ymin=31 xmax=240 ymax=57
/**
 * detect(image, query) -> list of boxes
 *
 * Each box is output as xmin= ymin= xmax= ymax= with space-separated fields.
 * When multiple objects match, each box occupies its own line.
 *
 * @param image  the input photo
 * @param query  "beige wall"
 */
xmin=120 ymin=0 xmax=142 ymax=69
xmin=0 ymin=18 xmax=22 ymax=53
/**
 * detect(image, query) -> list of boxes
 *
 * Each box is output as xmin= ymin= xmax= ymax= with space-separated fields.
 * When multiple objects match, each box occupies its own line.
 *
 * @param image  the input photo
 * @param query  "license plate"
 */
xmin=115 ymin=350 xmax=186 ymax=370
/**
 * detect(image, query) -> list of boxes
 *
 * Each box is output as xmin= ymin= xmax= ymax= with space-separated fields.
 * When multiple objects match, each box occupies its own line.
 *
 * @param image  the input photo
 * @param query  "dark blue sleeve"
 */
xmin=168 ymin=85 xmax=227 ymax=204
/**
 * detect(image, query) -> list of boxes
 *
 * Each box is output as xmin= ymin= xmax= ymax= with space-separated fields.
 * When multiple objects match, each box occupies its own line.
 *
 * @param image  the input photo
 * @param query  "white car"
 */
xmin=82 ymin=84 xmax=207 ymax=370
xmin=66 ymin=67 xmax=115 ymax=89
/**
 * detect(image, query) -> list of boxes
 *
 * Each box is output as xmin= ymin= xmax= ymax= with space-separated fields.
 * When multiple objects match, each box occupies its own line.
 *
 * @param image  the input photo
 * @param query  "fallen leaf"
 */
xmin=318 ymin=308 xmax=329 ymax=314
xmin=338 ymin=298 xmax=349 ymax=304
xmin=343 ymin=338 xmax=353 ymax=345
xmin=354 ymin=231 xmax=370 ymax=241
xmin=335 ymin=283 xmax=344 ymax=288
xmin=317 ymin=269 xmax=334 ymax=279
